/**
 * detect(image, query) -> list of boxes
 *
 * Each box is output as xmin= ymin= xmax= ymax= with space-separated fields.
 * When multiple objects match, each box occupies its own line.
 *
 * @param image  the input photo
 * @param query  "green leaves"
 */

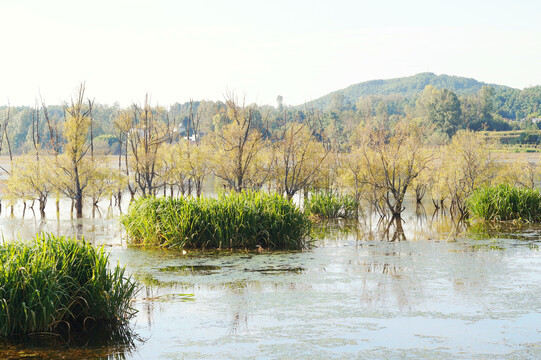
xmin=121 ymin=191 xmax=311 ymax=250
xmin=304 ymin=190 xmax=359 ymax=219
xmin=0 ymin=234 xmax=137 ymax=337
xmin=468 ymin=184 xmax=541 ymax=222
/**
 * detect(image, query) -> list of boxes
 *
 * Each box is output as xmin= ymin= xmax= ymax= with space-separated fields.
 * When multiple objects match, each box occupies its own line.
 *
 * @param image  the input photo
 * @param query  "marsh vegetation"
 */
xmin=0 ymin=77 xmax=541 ymax=358
xmin=0 ymin=233 xmax=137 ymax=338
xmin=121 ymin=191 xmax=311 ymax=250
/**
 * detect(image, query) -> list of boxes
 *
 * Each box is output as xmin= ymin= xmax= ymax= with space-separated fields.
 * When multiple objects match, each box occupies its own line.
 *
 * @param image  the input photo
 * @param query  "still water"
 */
xmin=1 ymin=198 xmax=540 ymax=359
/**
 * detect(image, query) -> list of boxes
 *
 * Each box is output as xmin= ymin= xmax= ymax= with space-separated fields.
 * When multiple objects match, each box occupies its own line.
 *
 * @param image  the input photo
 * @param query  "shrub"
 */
xmin=467 ymin=184 xmax=541 ymax=222
xmin=304 ymin=190 xmax=359 ymax=219
xmin=121 ymin=191 xmax=311 ymax=250
xmin=0 ymin=234 xmax=137 ymax=337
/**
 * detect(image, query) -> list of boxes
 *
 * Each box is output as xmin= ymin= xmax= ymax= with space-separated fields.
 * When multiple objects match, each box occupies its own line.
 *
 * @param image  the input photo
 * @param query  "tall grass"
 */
xmin=304 ymin=190 xmax=359 ymax=219
xmin=0 ymin=234 xmax=137 ymax=337
xmin=121 ymin=191 xmax=311 ymax=250
xmin=467 ymin=184 xmax=541 ymax=222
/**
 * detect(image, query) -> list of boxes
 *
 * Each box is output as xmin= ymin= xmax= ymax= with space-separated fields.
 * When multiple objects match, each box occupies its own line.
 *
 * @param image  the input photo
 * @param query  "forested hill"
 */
xmin=304 ymin=72 xmax=512 ymax=109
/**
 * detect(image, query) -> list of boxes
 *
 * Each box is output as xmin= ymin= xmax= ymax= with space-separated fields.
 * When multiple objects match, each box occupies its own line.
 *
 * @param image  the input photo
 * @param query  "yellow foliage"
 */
xmin=5 ymin=153 xmax=54 ymax=204
xmin=274 ymin=122 xmax=328 ymax=197
xmin=432 ymin=130 xmax=495 ymax=215
xmin=211 ymin=117 xmax=267 ymax=191
xmin=347 ymin=118 xmax=432 ymax=216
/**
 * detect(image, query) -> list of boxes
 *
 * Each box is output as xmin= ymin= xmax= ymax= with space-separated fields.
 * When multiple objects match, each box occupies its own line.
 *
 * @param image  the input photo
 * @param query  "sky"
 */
xmin=1 ymin=0 xmax=540 ymax=107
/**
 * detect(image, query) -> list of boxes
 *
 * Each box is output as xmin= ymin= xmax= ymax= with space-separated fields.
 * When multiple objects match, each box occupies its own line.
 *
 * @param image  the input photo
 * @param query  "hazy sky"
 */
xmin=1 ymin=0 xmax=540 ymax=107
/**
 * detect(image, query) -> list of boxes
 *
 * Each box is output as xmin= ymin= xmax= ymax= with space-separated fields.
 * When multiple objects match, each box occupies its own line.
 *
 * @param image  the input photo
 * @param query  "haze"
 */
xmin=1 ymin=0 xmax=540 ymax=106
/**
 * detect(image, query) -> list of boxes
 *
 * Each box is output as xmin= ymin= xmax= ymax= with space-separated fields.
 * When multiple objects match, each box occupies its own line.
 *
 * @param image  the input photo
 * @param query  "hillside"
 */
xmin=304 ymin=72 xmax=513 ymax=109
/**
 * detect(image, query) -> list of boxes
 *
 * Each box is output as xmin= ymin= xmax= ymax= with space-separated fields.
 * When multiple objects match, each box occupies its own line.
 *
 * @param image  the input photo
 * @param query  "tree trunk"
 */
xmin=39 ymin=198 xmax=46 ymax=218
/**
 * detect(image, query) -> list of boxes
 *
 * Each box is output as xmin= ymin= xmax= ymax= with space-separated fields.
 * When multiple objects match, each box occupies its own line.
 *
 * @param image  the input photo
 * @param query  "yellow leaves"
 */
xmin=344 ymin=118 xmax=433 ymax=215
xmin=428 ymin=130 xmax=495 ymax=213
xmin=86 ymin=159 xmax=125 ymax=202
xmin=63 ymin=108 xmax=92 ymax=160
xmin=212 ymin=114 xmax=267 ymax=191
xmin=5 ymin=154 xmax=55 ymax=203
xmin=186 ymin=140 xmax=213 ymax=181
xmin=493 ymin=159 xmax=540 ymax=189
xmin=274 ymin=121 xmax=328 ymax=195
xmin=159 ymin=139 xmax=213 ymax=188
xmin=114 ymin=109 xmax=133 ymax=134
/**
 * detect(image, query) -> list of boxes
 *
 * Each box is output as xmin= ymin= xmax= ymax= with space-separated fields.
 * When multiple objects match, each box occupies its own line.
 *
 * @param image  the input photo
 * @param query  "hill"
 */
xmin=304 ymin=72 xmax=513 ymax=109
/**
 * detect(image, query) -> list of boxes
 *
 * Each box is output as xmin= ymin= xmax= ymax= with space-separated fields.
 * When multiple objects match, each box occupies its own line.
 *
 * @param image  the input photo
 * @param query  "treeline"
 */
xmin=1 ymin=81 xmax=541 ymax=156
xmin=321 ymin=84 xmax=541 ymax=144
xmin=1 ymin=83 xmax=540 ymax=223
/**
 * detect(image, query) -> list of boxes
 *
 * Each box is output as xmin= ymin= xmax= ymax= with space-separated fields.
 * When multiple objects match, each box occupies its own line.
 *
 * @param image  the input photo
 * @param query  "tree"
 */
xmin=115 ymin=96 xmax=170 ymax=197
xmin=211 ymin=93 xmax=268 ymax=191
xmin=53 ymin=83 xmax=94 ymax=218
xmin=437 ymin=130 xmax=494 ymax=218
xmin=417 ymin=85 xmax=462 ymax=137
xmin=274 ymin=115 xmax=328 ymax=199
xmin=184 ymin=138 xmax=213 ymax=197
xmin=353 ymin=118 xmax=432 ymax=217
xmin=5 ymin=154 xmax=55 ymax=217
xmin=494 ymin=159 xmax=540 ymax=190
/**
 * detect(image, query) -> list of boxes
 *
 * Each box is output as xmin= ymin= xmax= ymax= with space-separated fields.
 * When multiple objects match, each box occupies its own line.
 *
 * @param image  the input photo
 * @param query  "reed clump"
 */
xmin=304 ymin=190 xmax=359 ymax=219
xmin=0 ymin=233 xmax=137 ymax=337
xmin=121 ymin=191 xmax=311 ymax=250
xmin=467 ymin=183 xmax=541 ymax=222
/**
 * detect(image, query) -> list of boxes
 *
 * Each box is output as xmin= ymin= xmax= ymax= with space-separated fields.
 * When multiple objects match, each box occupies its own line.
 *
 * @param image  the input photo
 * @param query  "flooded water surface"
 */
xmin=1 ymin=200 xmax=540 ymax=359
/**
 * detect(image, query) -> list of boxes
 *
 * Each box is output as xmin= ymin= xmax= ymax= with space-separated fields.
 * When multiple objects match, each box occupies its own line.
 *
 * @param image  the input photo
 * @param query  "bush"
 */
xmin=0 ymin=234 xmax=137 ymax=337
xmin=304 ymin=190 xmax=359 ymax=219
xmin=121 ymin=191 xmax=311 ymax=250
xmin=467 ymin=184 xmax=541 ymax=222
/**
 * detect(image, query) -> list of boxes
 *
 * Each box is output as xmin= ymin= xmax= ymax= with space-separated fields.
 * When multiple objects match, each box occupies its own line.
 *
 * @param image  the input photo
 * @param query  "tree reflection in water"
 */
xmin=0 ymin=322 xmax=140 ymax=360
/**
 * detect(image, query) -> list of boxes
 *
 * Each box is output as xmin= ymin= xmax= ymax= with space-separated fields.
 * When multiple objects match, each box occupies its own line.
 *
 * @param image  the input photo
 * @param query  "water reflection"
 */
xmin=0 ymin=323 xmax=140 ymax=360
xmin=359 ymin=261 xmax=411 ymax=311
xmin=1 ymin=196 xmax=541 ymax=359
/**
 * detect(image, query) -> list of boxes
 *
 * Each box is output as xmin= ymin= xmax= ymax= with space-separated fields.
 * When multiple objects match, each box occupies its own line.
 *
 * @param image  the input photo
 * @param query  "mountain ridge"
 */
xmin=302 ymin=72 xmax=515 ymax=109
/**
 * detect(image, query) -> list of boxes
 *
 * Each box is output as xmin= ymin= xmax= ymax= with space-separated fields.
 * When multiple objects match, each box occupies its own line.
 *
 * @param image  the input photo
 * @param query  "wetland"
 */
xmin=1 ymin=197 xmax=540 ymax=359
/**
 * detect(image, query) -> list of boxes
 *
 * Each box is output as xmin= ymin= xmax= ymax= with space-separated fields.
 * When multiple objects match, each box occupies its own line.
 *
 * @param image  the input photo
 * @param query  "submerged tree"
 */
xmin=352 ymin=119 xmax=432 ymax=217
xmin=274 ymin=112 xmax=328 ymax=199
xmin=115 ymin=96 xmax=170 ymax=197
xmin=436 ymin=130 xmax=495 ymax=218
xmin=53 ymin=83 xmax=94 ymax=218
xmin=5 ymin=103 xmax=54 ymax=217
xmin=5 ymin=154 xmax=55 ymax=217
xmin=211 ymin=93 xmax=268 ymax=191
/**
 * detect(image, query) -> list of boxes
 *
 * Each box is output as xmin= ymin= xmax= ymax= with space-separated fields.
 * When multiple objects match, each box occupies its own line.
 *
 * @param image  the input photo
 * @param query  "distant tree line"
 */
xmin=0 ymin=82 xmax=540 ymax=220
xmin=1 ymin=80 xmax=541 ymax=156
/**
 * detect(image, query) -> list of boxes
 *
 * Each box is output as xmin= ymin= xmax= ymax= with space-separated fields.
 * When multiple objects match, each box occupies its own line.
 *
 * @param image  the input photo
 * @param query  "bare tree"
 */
xmin=212 ymin=93 xmax=269 ymax=192
xmin=354 ymin=119 xmax=432 ymax=218
xmin=0 ymin=101 xmax=13 ymax=163
xmin=275 ymin=109 xmax=329 ymax=199
xmin=116 ymin=95 xmax=170 ymax=197
xmin=0 ymin=103 xmax=12 ymax=213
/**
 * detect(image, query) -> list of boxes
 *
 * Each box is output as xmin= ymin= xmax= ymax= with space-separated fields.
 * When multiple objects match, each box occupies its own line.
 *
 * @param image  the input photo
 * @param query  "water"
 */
xmin=1 ymin=199 xmax=540 ymax=359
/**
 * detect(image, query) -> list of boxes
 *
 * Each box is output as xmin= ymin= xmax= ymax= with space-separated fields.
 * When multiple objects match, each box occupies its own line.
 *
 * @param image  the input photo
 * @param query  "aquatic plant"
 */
xmin=304 ymin=190 xmax=359 ymax=219
xmin=0 ymin=233 xmax=137 ymax=337
xmin=121 ymin=191 xmax=311 ymax=250
xmin=467 ymin=183 xmax=541 ymax=222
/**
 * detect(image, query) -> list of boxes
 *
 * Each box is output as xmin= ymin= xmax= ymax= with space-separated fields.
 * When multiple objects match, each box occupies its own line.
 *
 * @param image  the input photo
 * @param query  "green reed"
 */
xmin=467 ymin=183 xmax=541 ymax=222
xmin=0 ymin=233 xmax=137 ymax=337
xmin=304 ymin=190 xmax=359 ymax=219
xmin=121 ymin=191 xmax=311 ymax=250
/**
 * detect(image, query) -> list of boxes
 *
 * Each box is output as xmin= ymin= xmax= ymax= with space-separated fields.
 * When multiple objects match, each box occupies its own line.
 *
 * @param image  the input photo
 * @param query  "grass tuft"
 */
xmin=304 ymin=190 xmax=359 ymax=219
xmin=121 ymin=191 xmax=311 ymax=250
xmin=0 ymin=233 xmax=137 ymax=337
xmin=467 ymin=184 xmax=541 ymax=222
